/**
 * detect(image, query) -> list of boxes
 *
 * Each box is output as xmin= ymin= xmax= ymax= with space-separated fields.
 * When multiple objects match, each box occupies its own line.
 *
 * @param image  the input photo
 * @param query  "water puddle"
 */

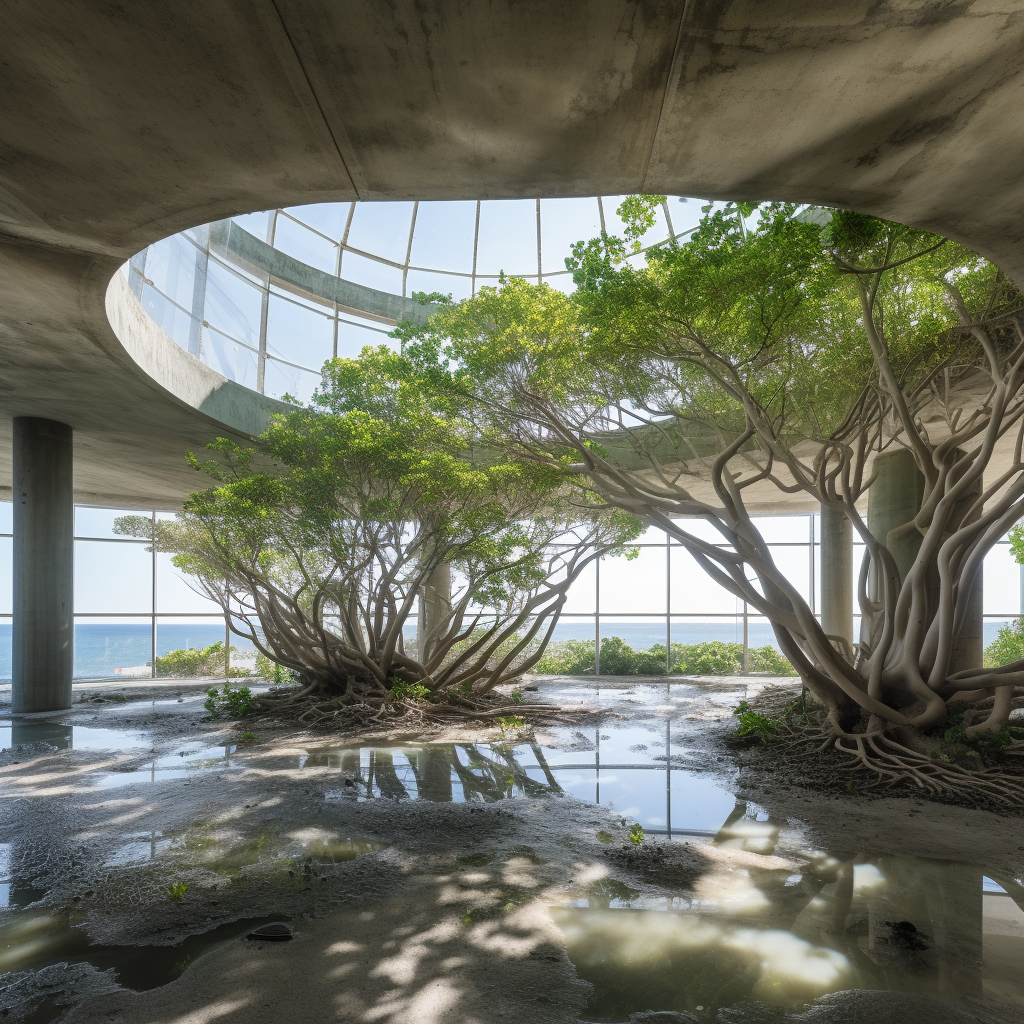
xmin=303 ymin=715 xmax=738 ymax=837
xmin=101 ymin=826 xmax=384 ymax=876
xmin=0 ymin=721 xmax=150 ymax=753
xmin=96 ymin=743 xmax=238 ymax=788
xmin=551 ymin=808 xmax=1024 ymax=1019
xmin=0 ymin=907 xmax=287 ymax=991
xmin=0 ymin=846 xmax=46 ymax=910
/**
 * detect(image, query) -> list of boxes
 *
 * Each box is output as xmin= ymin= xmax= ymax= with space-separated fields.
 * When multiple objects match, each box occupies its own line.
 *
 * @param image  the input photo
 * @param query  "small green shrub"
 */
xmin=534 ymin=637 xmax=796 ymax=676
xmin=204 ymin=682 xmax=257 ymax=719
xmin=497 ymin=715 xmax=526 ymax=735
xmin=255 ymin=653 xmax=300 ymax=685
xmin=984 ymin=617 xmax=1024 ymax=667
xmin=156 ymin=642 xmax=230 ymax=678
xmin=167 ymin=881 xmax=189 ymax=901
xmin=628 ymin=823 xmax=645 ymax=846
xmin=732 ymin=699 xmax=780 ymax=742
xmin=388 ymin=680 xmax=431 ymax=702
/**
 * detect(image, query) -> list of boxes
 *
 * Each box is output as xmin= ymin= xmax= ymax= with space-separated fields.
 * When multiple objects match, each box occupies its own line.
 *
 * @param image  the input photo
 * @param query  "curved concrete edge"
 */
xmin=105 ymin=271 xmax=291 ymax=439
xmin=211 ymin=219 xmax=439 ymax=325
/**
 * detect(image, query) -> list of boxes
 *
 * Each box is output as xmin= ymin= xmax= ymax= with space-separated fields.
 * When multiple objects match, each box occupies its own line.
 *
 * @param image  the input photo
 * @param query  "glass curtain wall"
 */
xmin=1 ymin=503 xmax=1021 ymax=680
xmin=556 ymin=515 xmax=1024 ymax=674
xmin=0 ymin=503 xmax=247 ymax=680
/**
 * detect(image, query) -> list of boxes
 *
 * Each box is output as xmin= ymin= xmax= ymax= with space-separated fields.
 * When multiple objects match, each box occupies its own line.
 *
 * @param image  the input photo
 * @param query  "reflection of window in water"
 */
xmin=314 ymin=723 xmax=739 ymax=837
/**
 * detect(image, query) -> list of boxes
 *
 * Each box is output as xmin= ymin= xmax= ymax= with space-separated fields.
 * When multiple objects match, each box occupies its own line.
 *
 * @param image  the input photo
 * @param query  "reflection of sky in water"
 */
xmin=0 ymin=722 xmax=150 ymax=752
xmin=96 ymin=744 xmax=237 ymax=788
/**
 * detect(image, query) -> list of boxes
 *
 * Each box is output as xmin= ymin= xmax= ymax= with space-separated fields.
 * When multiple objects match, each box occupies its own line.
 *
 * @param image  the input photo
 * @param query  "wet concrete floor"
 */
xmin=0 ymin=676 xmax=1021 ymax=1024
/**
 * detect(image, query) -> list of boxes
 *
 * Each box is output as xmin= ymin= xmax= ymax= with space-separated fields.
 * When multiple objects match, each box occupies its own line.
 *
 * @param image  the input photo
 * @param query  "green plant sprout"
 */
xmin=732 ymin=700 xmax=780 ymax=743
xmin=204 ymin=682 xmax=256 ymax=719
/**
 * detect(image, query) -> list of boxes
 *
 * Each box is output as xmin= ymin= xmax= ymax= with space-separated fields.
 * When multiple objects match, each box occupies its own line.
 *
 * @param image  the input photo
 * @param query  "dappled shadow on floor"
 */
xmin=65 ymin=874 xmax=588 ymax=1024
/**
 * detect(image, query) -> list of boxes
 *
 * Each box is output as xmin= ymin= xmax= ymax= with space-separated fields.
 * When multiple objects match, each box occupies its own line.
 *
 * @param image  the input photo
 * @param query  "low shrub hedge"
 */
xmin=534 ymin=637 xmax=795 ymax=676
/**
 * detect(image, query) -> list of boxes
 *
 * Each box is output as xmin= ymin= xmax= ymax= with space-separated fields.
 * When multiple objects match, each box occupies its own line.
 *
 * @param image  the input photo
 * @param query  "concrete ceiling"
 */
xmin=1 ymin=0 xmax=1023 ymax=508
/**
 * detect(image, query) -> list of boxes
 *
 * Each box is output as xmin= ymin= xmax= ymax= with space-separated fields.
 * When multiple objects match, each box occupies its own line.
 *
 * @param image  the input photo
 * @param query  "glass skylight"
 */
xmin=124 ymin=196 xmax=701 ymax=403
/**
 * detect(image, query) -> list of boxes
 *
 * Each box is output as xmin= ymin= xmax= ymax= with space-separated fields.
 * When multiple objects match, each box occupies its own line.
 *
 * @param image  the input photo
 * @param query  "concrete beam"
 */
xmin=12 ymin=418 xmax=73 ymax=713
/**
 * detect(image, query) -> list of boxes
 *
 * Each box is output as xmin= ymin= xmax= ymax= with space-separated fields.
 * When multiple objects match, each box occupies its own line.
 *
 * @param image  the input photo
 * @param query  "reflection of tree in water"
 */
xmin=360 ymin=743 xmax=563 ymax=802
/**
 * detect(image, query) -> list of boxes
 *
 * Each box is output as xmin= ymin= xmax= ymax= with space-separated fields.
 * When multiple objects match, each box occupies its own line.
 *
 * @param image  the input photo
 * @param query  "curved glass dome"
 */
xmin=124 ymin=197 xmax=700 ymax=405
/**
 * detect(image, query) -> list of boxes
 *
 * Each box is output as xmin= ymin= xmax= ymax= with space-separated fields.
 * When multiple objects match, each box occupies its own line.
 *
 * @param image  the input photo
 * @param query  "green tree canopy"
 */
xmin=399 ymin=199 xmax=1024 ymax=802
xmin=117 ymin=346 xmax=640 ymax=709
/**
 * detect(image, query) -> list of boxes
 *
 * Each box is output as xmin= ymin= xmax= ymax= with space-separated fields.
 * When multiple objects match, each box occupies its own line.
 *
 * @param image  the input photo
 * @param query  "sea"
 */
xmin=0 ymin=619 xmax=1015 ymax=680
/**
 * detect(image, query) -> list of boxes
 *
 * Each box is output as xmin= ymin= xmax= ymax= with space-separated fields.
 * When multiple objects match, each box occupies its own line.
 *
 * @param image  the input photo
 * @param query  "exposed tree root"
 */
xmin=244 ymin=684 xmax=586 ymax=731
xmin=741 ymin=688 xmax=1024 ymax=810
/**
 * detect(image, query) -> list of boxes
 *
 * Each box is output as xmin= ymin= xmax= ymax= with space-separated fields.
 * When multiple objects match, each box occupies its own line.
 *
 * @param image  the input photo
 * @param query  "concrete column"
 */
xmin=819 ymin=504 xmax=853 ymax=651
xmin=416 ymin=561 xmax=452 ymax=661
xmin=12 ymin=417 xmax=74 ymax=713
xmin=864 ymin=448 xmax=983 ymax=670
xmin=867 ymin=449 xmax=926 ymax=590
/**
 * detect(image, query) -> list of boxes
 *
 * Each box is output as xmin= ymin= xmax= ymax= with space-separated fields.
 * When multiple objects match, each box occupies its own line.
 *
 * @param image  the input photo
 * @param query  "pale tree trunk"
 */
xmin=417 ymin=561 xmax=452 ymax=664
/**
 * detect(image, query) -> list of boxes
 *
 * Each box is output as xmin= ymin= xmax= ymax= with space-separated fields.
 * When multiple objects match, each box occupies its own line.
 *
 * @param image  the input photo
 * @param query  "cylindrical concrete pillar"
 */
xmin=867 ymin=449 xmax=926 ymax=589
xmin=819 ymin=504 xmax=853 ymax=651
xmin=416 ymin=561 xmax=452 ymax=661
xmin=12 ymin=417 xmax=74 ymax=713
xmin=864 ymin=447 xmax=983 ymax=671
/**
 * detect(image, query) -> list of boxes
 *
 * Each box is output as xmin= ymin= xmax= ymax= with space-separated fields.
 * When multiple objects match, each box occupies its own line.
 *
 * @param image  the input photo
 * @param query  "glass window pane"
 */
xmin=75 ymin=541 xmax=152 ymax=613
xmin=156 ymin=617 xmax=229 ymax=659
xmin=266 ymin=294 xmax=334 ymax=371
xmin=202 ymin=327 xmax=260 ymax=389
xmin=231 ymin=210 xmax=271 ymax=239
xmin=601 ymin=195 xmax=670 ymax=249
xmin=0 ymin=537 xmax=10 ymax=615
xmin=548 ymin=618 xmax=596 ymax=646
xmin=561 ymin=560 xmax=596 ymax=615
xmin=752 ymin=514 xmax=812 ymax=544
xmin=338 ymin=252 xmax=404 ymax=293
xmin=284 ymin=203 xmax=352 ymax=242
xmin=204 ymin=259 xmax=262 ymax=348
xmin=600 ymin=548 xmax=666 ymax=615
xmin=766 ymin=545 xmax=811 ymax=605
xmin=541 ymin=198 xmax=602 ymax=273
xmin=404 ymin=268 xmax=473 ymax=302
xmin=670 ymin=616 xmax=745 ymax=646
xmin=670 ymin=546 xmax=738 ymax=614
xmin=475 ymin=200 xmax=537 ymax=278
xmin=599 ymin=620 xmax=666 ymax=651
xmin=409 ymin=201 xmax=478 ymax=273
xmin=0 ymin=502 xmax=11 ymax=534
xmin=744 ymin=615 xmax=783 ymax=651
xmin=272 ymin=215 xmax=338 ymax=274
xmin=140 ymin=284 xmax=193 ymax=350
xmin=670 ymin=519 xmax=731 ymax=544
xmin=264 ymin=358 xmax=321 ymax=404
xmin=984 ymin=542 xmax=1019 ymax=616
xmin=156 ymin=553 xmax=222 ymax=614
xmin=75 ymin=618 xmax=153 ymax=679
xmin=540 ymin=271 xmax=577 ymax=295
xmin=346 ymin=202 xmax=415 ymax=265
xmin=75 ymin=507 xmax=143 ymax=539
xmin=143 ymin=234 xmax=199 ymax=309
xmin=336 ymin=317 xmax=394 ymax=359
